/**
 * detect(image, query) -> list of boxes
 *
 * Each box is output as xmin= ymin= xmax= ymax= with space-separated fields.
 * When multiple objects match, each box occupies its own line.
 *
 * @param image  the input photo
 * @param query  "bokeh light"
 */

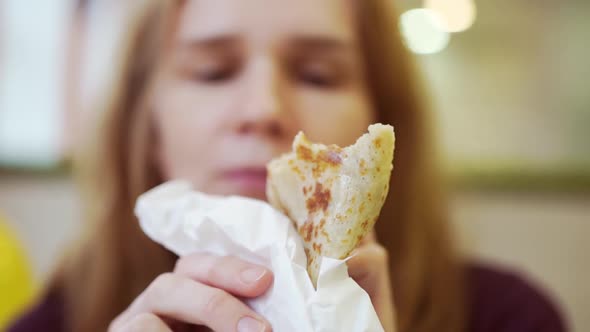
xmin=425 ymin=0 xmax=477 ymax=33
xmin=400 ymin=8 xmax=450 ymax=55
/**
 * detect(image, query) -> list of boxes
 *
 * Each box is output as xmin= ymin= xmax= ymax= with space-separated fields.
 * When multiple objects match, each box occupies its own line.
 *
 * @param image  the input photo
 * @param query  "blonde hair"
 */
xmin=56 ymin=1 xmax=465 ymax=331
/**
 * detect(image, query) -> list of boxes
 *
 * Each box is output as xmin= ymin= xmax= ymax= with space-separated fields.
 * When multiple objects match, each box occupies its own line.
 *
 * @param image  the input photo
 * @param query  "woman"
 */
xmin=9 ymin=0 xmax=566 ymax=331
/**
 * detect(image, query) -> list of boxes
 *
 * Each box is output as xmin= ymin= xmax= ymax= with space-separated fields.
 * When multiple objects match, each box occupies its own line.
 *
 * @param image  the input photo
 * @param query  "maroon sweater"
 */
xmin=8 ymin=263 xmax=568 ymax=332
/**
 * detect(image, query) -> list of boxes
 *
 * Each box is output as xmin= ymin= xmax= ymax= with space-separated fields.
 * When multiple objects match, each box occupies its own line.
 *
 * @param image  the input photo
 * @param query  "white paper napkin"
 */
xmin=135 ymin=180 xmax=384 ymax=332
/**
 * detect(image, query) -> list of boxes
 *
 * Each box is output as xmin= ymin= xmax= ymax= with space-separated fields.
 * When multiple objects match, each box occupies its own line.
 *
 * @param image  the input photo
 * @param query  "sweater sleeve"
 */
xmin=7 ymin=287 xmax=65 ymax=332
xmin=467 ymin=263 xmax=569 ymax=332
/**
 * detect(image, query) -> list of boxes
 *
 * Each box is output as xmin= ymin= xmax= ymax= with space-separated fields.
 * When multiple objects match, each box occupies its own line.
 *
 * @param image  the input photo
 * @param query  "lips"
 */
xmin=221 ymin=167 xmax=268 ymax=193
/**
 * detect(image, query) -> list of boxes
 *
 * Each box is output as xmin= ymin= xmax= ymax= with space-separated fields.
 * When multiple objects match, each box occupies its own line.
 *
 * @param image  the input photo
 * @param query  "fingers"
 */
xmin=347 ymin=243 xmax=396 ymax=332
xmin=115 ymin=313 xmax=172 ymax=332
xmin=359 ymin=230 xmax=377 ymax=246
xmin=122 ymin=272 xmax=272 ymax=332
xmin=347 ymin=243 xmax=389 ymax=286
xmin=110 ymin=254 xmax=274 ymax=332
xmin=174 ymin=253 xmax=273 ymax=298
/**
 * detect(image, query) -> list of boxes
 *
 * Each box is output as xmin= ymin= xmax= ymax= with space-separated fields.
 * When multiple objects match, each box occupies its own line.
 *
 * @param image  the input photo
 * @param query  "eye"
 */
xmin=300 ymin=68 xmax=337 ymax=87
xmin=292 ymin=60 xmax=345 ymax=89
xmin=189 ymin=61 xmax=239 ymax=83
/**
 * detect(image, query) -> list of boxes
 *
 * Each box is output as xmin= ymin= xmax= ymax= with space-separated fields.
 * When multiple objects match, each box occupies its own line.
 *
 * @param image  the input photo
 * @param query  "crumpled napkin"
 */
xmin=135 ymin=180 xmax=384 ymax=332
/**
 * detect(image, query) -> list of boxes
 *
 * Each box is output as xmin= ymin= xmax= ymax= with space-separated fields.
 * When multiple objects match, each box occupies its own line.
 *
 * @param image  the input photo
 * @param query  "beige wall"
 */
xmin=451 ymin=192 xmax=589 ymax=331
xmin=1 ymin=174 xmax=588 ymax=331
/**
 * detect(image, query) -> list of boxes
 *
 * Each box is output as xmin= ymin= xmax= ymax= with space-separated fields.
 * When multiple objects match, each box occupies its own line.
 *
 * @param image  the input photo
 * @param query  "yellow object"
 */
xmin=0 ymin=217 xmax=35 ymax=329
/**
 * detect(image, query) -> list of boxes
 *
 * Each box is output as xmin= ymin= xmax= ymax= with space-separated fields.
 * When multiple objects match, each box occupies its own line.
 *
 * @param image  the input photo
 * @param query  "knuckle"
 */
xmin=108 ymin=317 xmax=123 ymax=332
xmin=174 ymin=253 xmax=205 ymax=272
xmin=173 ymin=256 xmax=189 ymax=273
xmin=369 ymin=244 xmax=389 ymax=263
xmin=175 ymin=253 xmax=217 ymax=279
xmin=154 ymin=272 xmax=177 ymax=288
xmin=146 ymin=273 xmax=177 ymax=301
xmin=203 ymin=288 xmax=232 ymax=317
xmin=126 ymin=313 xmax=163 ymax=331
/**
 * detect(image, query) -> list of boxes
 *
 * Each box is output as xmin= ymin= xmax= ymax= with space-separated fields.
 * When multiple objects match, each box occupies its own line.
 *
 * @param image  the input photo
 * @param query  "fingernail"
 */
xmin=237 ymin=316 xmax=266 ymax=332
xmin=240 ymin=267 xmax=267 ymax=284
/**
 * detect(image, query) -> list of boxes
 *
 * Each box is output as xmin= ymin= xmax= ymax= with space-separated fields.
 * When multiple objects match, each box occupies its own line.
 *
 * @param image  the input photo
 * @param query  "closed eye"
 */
xmin=290 ymin=58 xmax=351 ymax=89
xmin=188 ymin=61 xmax=240 ymax=83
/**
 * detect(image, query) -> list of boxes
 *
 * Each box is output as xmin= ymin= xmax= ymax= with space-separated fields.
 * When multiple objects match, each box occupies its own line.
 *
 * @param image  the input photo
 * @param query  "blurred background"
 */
xmin=0 ymin=0 xmax=588 ymax=330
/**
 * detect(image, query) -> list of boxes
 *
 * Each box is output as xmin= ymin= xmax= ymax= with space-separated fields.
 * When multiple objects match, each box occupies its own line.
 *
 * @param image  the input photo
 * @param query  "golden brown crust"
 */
xmin=266 ymin=124 xmax=395 ymax=286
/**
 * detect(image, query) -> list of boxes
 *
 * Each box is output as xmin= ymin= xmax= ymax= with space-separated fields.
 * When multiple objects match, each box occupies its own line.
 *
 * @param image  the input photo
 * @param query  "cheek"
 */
xmin=151 ymin=81 xmax=229 ymax=186
xmin=153 ymin=110 xmax=211 ymax=185
xmin=293 ymin=89 xmax=375 ymax=146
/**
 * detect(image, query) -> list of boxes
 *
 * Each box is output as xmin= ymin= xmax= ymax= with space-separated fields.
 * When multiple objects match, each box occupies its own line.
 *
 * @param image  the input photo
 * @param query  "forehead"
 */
xmin=176 ymin=0 xmax=356 ymax=43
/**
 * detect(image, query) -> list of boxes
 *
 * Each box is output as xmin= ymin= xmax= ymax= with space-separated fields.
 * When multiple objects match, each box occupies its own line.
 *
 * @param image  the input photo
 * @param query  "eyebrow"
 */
xmin=176 ymin=34 xmax=353 ymax=53
xmin=176 ymin=35 xmax=242 ymax=52
xmin=287 ymin=36 xmax=353 ymax=52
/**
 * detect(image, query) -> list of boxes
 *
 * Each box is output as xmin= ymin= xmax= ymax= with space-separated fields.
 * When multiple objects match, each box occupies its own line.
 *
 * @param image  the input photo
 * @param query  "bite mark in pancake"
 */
xmin=266 ymin=124 xmax=395 ymax=286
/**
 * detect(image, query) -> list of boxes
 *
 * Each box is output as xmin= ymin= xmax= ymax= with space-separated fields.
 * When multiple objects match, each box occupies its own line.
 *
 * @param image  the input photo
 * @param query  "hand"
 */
xmin=347 ymin=232 xmax=397 ymax=332
xmin=108 ymin=253 xmax=274 ymax=332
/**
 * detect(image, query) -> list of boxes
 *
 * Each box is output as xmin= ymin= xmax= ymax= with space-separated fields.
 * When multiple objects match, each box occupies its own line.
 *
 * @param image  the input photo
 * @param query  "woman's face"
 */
xmin=152 ymin=0 xmax=374 ymax=200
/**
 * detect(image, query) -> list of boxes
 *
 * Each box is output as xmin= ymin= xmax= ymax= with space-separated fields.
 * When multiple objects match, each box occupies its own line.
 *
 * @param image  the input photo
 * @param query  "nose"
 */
xmin=234 ymin=56 xmax=291 ymax=138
